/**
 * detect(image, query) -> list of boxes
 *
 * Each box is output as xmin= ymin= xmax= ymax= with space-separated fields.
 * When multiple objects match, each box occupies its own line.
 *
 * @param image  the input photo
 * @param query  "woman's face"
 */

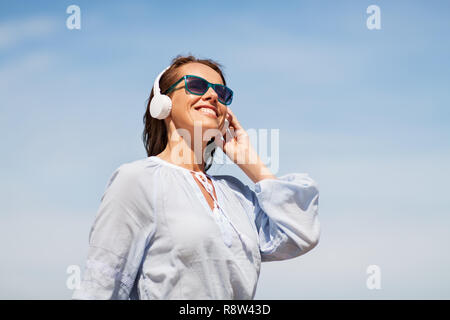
xmin=167 ymin=62 xmax=228 ymax=135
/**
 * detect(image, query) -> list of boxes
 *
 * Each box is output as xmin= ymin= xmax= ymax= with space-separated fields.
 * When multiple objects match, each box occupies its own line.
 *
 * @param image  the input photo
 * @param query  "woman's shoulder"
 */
xmin=103 ymin=157 xmax=161 ymax=190
xmin=111 ymin=157 xmax=161 ymax=176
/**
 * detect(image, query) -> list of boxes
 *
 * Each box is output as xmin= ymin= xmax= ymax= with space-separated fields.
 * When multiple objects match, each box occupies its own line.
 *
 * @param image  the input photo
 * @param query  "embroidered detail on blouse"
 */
xmin=191 ymin=171 xmax=234 ymax=247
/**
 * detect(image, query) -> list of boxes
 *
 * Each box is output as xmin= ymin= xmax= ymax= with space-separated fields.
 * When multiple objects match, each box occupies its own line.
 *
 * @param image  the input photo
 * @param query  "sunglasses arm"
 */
xmin=162 ymin=76 xmax=186 ymax=95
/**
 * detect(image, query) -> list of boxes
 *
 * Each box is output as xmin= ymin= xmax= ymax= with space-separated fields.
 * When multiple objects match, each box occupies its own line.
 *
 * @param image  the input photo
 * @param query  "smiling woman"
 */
xmin=142 ymin=55 xmax=230 ymax=172
xmin=72 ymin=54 xmax=320 ymax=300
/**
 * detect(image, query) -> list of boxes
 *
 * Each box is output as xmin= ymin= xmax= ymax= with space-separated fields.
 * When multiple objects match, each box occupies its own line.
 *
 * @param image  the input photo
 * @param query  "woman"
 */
xmin=73 ymin=55 xmax=320 ymax=300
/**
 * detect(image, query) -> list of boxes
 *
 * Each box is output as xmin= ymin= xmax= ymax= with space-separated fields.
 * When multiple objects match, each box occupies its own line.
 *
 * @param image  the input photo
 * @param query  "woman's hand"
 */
xmin=216 ymin=107 xmax=251 ymax=164
xmin=215 ymin=107 xmax=277 ymax=183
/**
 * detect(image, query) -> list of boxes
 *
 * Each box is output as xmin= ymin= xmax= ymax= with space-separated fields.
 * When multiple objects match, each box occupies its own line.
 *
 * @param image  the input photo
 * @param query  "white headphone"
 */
xmin=149 ymin=66 xmax=173 ymax=119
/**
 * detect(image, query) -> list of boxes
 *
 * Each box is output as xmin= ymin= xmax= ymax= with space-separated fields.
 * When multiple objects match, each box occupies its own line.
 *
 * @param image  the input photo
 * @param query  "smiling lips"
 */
xmin=194 ymin=105 xmax=218 ymax=118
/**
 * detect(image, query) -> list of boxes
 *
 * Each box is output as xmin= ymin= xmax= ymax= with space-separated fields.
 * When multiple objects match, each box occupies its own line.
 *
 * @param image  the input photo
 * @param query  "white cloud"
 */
xmin=0 ymin=50 xmax=54 ymax=97
xmin=0 ymin=16 xmax=58 ymax=50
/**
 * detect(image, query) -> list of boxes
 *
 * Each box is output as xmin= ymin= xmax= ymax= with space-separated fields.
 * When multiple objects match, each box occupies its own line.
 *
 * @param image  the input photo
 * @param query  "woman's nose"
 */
xmin=202 ymin=87 xmax=218 ymax=103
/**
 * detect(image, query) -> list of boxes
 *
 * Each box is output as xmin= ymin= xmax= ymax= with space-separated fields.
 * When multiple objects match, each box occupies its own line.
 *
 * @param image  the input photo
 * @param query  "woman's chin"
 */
xmin=190 ymin=113 xmax=219 ymax=129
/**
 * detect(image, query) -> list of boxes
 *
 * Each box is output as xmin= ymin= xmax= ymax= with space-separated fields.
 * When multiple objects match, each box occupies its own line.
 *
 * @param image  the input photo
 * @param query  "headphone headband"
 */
xmin=153 ymin=66 xmax=171 ymax=95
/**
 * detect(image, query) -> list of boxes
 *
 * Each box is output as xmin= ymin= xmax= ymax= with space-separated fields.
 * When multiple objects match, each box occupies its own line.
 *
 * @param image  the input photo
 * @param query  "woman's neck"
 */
xmin=156 ymin=139 xmax=207 ymax=173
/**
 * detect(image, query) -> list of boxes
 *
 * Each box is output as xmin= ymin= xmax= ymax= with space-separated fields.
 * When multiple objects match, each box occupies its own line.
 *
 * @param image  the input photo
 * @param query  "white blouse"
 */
xmin=72 ymin=156 xmax=320 ymax=300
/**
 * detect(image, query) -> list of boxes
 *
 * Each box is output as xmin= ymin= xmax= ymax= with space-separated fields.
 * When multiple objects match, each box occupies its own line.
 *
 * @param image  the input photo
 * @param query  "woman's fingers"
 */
xmin=226 ymin=107 xmax=242 ymax=131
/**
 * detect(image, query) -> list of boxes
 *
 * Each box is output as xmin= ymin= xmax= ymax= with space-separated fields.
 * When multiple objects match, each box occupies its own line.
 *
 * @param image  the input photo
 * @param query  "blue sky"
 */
xmin=1 ymin=0 xmax=449 ymax=299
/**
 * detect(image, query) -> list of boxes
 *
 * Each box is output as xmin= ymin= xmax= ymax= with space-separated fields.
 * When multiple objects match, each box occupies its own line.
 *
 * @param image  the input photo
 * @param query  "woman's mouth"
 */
xmin=194 ymin=105 xmax=218 ymax=119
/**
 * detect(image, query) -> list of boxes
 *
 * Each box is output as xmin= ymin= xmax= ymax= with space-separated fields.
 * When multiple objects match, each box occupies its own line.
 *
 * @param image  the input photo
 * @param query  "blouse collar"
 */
xmin=148 ymin=156 xmax=212 ymax=178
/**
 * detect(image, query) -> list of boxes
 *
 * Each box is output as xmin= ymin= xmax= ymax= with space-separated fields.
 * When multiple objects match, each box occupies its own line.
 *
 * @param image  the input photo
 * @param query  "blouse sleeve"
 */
xmin=252 ymin=173 xmax=320 ymax=262
xmin=72 ymin=163 xmax=156 ymax=300
xmin=221 ymin=173 xmax=320 ymax=262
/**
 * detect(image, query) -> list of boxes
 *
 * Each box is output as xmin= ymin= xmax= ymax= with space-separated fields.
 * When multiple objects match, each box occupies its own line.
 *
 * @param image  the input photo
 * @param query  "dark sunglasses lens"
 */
xmin=215 ymin=85 xmax=233 ymax=105
xmin=186 ymin=77 xmax=208 ymax=94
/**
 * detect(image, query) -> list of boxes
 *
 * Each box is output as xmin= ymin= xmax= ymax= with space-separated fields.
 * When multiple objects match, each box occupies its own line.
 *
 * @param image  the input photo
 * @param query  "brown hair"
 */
xmin=142 ymin=55 xmax=227 ymax=172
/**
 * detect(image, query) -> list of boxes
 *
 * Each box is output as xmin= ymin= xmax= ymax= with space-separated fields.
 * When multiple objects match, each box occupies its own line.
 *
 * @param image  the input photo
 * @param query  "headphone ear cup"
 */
xmin=150 ymin=94 xmax=172 ymax=119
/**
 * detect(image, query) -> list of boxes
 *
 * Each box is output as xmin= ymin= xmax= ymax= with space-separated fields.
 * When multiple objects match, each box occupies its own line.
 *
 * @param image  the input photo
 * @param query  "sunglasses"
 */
xmin=163 ymin=75 xmax=233 ymax=105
